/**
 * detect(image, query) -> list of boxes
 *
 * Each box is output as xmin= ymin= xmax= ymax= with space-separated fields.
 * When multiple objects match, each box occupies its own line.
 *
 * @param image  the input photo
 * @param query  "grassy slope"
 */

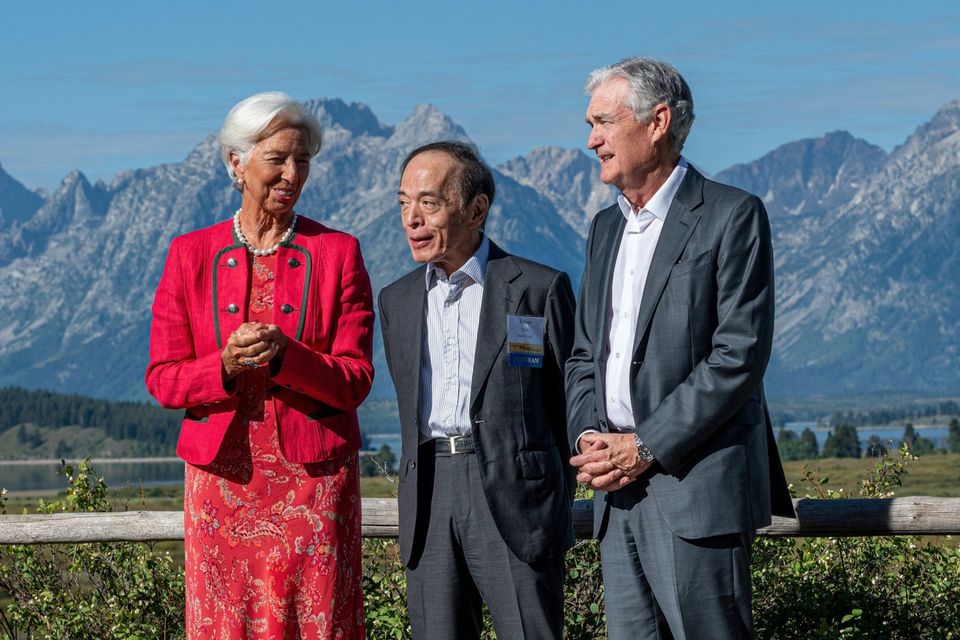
xmin=782 ymin=453 xmax=960 ymax=498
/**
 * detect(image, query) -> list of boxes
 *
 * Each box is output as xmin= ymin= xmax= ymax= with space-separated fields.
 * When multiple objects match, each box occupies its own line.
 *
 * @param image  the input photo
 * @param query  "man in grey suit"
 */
xmin=566 ymin=57 xmax=795 ymax=639
xmin=379 ymin=141 xmax=576 ymax=639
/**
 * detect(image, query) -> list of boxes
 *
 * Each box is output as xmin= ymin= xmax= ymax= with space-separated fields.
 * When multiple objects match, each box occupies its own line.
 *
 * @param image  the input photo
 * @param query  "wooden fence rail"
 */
xmin=1 ymin=497 xmax=957 ymax=545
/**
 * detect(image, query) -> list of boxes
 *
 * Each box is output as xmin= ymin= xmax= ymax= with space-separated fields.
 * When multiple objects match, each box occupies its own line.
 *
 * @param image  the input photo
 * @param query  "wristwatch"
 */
xmin=634 ymin=433 xmax=655 ymax=463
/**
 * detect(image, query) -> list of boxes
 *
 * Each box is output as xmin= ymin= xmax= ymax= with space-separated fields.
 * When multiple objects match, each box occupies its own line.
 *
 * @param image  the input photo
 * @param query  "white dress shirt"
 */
xmin=605 ymin=159 xmax=688 ymax=430
xmin=418 ymin=235 xmax=489 ymax=440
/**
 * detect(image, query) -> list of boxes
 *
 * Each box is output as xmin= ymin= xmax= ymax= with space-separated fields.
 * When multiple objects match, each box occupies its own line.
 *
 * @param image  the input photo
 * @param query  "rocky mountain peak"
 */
xmin=716 ymin=130 xmax=886 ymax=218
xmin=499 ymin=146 xmax=616 ymax=236
xmin=183 ymin=134 xmax=222 ymax=169
xmin=390 ymin=104 xmax=469 ymax=148
xmin=47 ymin=169 xmax=111 ymax=226
xmin=0 ymin=162 xmax=44 ymax=225
xmin=887 ymin=99 xmax=960 ymax=176
xmin=302 ymin=97 xmax=393 ymax=139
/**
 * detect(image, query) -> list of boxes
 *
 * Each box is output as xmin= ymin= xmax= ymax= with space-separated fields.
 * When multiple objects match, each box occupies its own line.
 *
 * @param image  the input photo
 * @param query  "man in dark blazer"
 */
xmin=566 ymin=57 xmax=795 ymax=639
xmin=379 ymin=141 xmax=576 ymax=640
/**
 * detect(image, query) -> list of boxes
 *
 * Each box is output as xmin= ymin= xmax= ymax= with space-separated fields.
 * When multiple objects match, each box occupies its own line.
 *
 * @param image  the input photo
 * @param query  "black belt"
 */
xmin=433 ymin=434 xmax=476 ymax=455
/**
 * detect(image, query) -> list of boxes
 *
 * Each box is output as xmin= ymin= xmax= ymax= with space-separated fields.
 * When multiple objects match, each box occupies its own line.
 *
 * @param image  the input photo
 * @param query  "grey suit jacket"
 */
xmin=379 ymin=240 xmax=577 ymax=566
xmin=565 ymin=166 xmax=795 ymax=541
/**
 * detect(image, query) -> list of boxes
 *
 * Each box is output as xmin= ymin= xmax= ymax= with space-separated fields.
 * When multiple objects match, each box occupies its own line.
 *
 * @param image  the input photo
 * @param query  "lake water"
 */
xmin=1 ymin=435 xmax=407 ymax=494
xmin=782 ymin=422 xmax=949 ymax=449
xmin=365 ymin=433 xmax=402 ymax=454
xmin=0 ymin=458 xmax=185 ymax=495
xmin=3 ymin=425 xmax=943 ymax=493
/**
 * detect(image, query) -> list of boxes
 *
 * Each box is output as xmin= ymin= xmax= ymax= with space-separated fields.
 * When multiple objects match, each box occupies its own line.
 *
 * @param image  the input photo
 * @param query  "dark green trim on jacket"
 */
xmin=212 ymin=232 xmax=244 ymax=349
xmin=287 ymin=243 xmax=312 ymax=341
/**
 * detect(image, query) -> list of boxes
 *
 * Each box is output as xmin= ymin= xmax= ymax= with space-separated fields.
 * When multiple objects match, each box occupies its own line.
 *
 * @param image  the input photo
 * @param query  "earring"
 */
xmin=234 ymin=177 xmax=244 ymax=193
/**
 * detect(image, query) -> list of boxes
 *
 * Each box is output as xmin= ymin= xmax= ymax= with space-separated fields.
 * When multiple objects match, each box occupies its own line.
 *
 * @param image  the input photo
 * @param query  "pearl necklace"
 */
xmin=233 ymin=210 xmax=297 ymax=256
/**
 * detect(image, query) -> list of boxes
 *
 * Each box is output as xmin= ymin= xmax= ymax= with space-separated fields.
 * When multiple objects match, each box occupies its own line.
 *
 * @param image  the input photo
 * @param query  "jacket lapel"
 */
xmin=211 ymin=224 xmax=248 ymax=349
xmin=274 ymin=234 xmax=314 ymax=341
xmin=631 ymin=168 xmax=704 ymax=356
xmin=470 ymin=242 xmax=522 ymax=411
xmin=594 ymin=208 xmax=626 ymax=393
xmin=394 ymin=267 xmax=429 ymax=416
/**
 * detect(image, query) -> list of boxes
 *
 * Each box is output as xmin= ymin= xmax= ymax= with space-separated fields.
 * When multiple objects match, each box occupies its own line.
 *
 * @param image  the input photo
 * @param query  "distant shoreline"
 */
xmin=0 ymin=457 xmax=182 ymax=466
xmin=783 ymin=423 xmax=947 ymax=432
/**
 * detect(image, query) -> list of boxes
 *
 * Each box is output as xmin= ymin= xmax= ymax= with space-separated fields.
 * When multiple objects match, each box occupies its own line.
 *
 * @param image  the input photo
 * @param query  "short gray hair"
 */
xmin=585 ymin=57 xmax=695 ymax=155
xmin=218 ymin=91 xmax=323 ymax=182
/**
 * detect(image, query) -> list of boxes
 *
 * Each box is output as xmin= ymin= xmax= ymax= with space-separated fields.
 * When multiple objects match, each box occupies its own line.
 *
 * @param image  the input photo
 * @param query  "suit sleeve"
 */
xmin=145 ymin=238 xmax=236 ymax=409
xmin=544 ymin=270 xmax=576 ymax=474
xmin=564 ymin=215 xmax=602 ymax=451
xmin=271 ymin=236 xmax=375 ymax=411
xmin=640 ymin=195 xmax=775 ymax=474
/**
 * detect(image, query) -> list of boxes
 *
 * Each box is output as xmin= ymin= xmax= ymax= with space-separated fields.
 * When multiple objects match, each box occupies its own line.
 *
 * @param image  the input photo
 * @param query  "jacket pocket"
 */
xmin=183 ymin=408 xmax=209 ymax=423
xmin=308 ymin=403 xmax=342 ymax=420
xmin=669 ymin=249 xmax=712 ymax=278
xmin=518 ymin=450 xmax=549 ymax=480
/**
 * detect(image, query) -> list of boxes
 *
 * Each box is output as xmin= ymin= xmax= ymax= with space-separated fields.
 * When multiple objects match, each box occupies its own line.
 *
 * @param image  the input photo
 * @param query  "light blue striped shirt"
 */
xmin=419 ymin=235 xmax=490 ymax=440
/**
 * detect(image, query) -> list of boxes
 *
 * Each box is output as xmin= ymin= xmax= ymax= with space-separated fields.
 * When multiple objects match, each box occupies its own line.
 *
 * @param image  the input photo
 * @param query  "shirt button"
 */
xmin=281 ymin=304 xmax=294 ymax=314
xmin=615 ymin=352 xmax=621 ymax=358
xmin=288 ymin=257 xmax=300 ymax=268
xmin=623 ymin=312 xmax=630 ymax=318
xmin=227 ymin=304 xmax=239 ymax=314
xmin=226 ymin=257 xmax=238 ymax=268
xmin=629 ymin=269 xmax=635 ymax=276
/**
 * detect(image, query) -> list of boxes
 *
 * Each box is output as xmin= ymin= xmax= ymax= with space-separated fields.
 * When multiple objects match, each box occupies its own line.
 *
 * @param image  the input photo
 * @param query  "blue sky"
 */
xmin=1 ymin=0 xmax=958 ymax=191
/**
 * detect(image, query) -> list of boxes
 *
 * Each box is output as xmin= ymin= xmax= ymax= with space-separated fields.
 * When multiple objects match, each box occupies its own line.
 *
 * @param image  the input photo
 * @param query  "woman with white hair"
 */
xmin=146 ymin=91 xmax=373 ymax=638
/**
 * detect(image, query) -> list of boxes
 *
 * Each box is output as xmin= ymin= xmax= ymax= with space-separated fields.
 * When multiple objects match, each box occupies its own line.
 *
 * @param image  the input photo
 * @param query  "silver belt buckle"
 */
xmin=448 ymin=435 xmax=459 ymax=455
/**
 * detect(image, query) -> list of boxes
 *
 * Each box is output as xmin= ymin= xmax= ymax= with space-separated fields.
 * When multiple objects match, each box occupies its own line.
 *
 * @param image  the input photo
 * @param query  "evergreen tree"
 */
xmin=910 ymin=436 xmax=936 ymax=455
xmin=902 ymin=422 xmax=935 ymax=454
xmin=800 ymin=428 xmax=819 ymax=459
xmin=0 ymin=386 xmax=181 ymax=456
xmin=360 ymin=444 xmax=397 ymax=477
xmin=777 ymin=428 xmax=819 ymax=461
xmin=902 ymin=423 xmax=916 ymax=449
xmin=864 ymin=435 xmax=888 ymax=457
xmin=949 ymin=418 xmax=960 ymax=454
xmin=54 ymin=439 xmax=72 ymax=460
xmin=823 ymin=424 xmax=860 ymax=458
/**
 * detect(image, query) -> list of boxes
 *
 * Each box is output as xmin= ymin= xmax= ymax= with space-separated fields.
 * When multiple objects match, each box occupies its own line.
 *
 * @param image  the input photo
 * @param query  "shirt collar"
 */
xmin=424 ymin=234 xmax=490 ymax=289
xmin=617 ymin=156 xmax=688 ymax=222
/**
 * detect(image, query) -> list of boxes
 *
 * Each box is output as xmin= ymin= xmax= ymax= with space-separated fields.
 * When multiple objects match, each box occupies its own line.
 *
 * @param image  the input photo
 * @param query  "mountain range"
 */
xmin=0 ymin=97 xmax=958 ymax=402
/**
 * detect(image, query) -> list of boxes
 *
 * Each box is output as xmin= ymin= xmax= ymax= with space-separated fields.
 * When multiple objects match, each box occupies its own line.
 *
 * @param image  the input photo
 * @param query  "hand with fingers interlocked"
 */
xmin=221 ymin=322 xmax=290 ymax=378
xmin=569 ymin=432 xmax=654 ymax=492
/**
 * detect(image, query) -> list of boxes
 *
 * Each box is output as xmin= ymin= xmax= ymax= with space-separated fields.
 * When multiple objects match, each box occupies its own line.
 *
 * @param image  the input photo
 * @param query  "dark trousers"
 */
xmin=405 ymin=451 xmax=564 ymax=640
xmin=600 ymin=482 xmax=755 ymax=640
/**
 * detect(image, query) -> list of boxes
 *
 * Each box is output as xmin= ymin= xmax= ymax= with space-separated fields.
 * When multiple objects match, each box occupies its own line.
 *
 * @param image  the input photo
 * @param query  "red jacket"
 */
xmin=146 ymin=216 xmax=374 ymax=465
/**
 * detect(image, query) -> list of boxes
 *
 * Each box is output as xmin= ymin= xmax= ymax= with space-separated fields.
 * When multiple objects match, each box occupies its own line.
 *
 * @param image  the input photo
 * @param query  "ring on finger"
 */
xmin=242 ymin=358 xmax=258 ymax=368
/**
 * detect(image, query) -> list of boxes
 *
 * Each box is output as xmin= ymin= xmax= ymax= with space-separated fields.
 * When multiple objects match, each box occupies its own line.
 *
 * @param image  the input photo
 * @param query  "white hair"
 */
xmin=218 ymin=91 xmax=323 ymax=183
xmin=585 ymin=57 xmax=695 ymax=155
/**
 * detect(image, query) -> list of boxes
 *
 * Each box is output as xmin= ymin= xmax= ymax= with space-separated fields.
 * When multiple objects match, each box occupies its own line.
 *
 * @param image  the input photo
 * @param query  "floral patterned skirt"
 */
xmin=184 ymin=396 xmax=365 ymax=639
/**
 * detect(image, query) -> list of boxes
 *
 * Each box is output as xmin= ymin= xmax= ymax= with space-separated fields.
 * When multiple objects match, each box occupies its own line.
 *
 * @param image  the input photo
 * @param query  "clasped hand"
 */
xmin=221 ymin=322 xmax=289 ymax=378
xmin=569 ymin=432 xmax=654 ymax=492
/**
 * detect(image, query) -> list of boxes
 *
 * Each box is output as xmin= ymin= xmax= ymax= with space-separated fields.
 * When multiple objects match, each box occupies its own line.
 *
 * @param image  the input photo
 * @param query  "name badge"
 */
xmin=507 ymin=315 xmax=545 ymax=368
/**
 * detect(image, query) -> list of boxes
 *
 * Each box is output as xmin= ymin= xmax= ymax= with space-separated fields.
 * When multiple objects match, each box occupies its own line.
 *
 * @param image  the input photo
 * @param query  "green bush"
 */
xmin=0 ymin=461 xmax=185 ymax=639
xmin=752 ymin=446 xmax=960 ymax=639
